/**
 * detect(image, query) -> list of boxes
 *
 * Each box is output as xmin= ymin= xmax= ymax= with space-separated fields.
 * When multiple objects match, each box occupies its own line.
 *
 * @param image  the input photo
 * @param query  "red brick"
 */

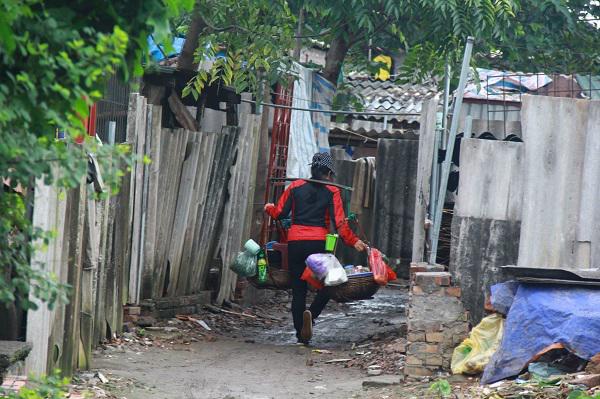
xmin=445 ymin=286 xmax=461 ymax=298
xmin=414 ymin=272 xmax=451 ymax=287
xmin=434 ymin=275 xmax=451 ymax=287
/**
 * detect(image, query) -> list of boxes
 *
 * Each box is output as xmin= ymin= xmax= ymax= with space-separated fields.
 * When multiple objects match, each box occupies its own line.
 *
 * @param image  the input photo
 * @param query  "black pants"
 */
xmin=288 ymin=240 xmax=330 ymax=337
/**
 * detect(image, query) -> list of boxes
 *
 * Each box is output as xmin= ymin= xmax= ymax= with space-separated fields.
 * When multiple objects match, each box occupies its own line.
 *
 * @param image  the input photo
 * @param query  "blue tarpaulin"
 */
xmin=481 ymin=282 xmax=600 ymax=384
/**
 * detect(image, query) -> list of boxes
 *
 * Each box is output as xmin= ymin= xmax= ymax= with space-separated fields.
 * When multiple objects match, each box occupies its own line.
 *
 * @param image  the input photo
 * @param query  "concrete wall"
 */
xmin=518 ymin=96 xmax=600 ymax=270
xmin=450 ymin=139 xmax=524 ymax=324
xmin=373 ymin=138 xmax=419 ymax=273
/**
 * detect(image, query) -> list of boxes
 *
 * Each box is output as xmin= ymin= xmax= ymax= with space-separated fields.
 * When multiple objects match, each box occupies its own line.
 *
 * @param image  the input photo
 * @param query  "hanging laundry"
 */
xmin=287 ymin=62 xmax=318 ymax=179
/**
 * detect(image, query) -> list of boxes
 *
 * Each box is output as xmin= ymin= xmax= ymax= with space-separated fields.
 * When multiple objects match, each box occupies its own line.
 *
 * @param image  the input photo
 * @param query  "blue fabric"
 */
xmin=490 ymin=281 xmax=519 ymax=315
xmin=147 ymin=36 xmax=185 ymax=61
xmin=481 ymin=284 xmax=600 ymax=384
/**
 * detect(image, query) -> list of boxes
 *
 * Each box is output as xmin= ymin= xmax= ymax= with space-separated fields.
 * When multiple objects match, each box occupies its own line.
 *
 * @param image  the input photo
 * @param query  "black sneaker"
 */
xmin=300 ymin=310 xmax=313 ymax=343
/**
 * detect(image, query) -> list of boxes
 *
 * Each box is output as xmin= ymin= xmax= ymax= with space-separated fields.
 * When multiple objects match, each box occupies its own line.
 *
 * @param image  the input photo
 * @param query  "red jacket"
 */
xmin=265 ymin=180 xmax=359 ymax=246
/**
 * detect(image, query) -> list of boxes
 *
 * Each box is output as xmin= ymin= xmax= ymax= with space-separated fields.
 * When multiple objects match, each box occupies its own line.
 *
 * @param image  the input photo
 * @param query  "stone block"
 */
xmin=409 ymin=342 xmax=439 ymax=354
xmin=404 ymin=366 xmax=433 ymax=377
xmin=424 ymin=355 xmax=443 ymax=367
xmin=425 ymin=332 xmax=444 ymax=343
xmin=405 ymin=356 xmax=423 ymax=366
xmin=407 ymin=332 xmax=425 ymax=342
xmin=409 ymin=320 xmax=441 ymax=332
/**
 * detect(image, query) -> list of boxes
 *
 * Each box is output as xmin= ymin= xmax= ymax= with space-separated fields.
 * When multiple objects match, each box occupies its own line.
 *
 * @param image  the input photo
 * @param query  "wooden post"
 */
xmin=412 ymin=95 xmax=440 ymax=263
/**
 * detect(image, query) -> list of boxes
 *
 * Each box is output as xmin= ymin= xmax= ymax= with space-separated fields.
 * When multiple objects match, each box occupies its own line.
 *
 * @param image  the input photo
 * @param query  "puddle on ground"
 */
xmin=251 ymin=286 xmax=408 ymax=348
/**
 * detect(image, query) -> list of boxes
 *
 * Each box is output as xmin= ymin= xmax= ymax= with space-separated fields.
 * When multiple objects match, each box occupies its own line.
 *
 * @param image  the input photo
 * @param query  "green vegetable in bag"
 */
xmin=230 ymin=251 xmax=257 ymax=277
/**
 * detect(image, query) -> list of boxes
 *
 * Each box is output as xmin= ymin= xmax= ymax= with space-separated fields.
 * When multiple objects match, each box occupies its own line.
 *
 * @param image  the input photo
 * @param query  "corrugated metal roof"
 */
xmin=345 ymin=75 xmax=437 ymax=124
xmin=576 ymin=74 xmax=600 ymax=100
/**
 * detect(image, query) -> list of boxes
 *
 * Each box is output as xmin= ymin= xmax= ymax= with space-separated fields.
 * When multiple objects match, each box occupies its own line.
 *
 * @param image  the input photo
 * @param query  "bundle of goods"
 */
xmin=230 ymin=239 xmax=291 ymax=290
xmin=301 ymin=247 xmax=396 ymax=303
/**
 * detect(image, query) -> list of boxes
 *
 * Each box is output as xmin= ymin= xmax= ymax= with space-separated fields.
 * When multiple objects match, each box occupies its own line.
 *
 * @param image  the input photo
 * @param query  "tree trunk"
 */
xmin=322 ymin=33 xmax=350 ymax=85
xmin=178 ymin=1 xmax=206 ymax=71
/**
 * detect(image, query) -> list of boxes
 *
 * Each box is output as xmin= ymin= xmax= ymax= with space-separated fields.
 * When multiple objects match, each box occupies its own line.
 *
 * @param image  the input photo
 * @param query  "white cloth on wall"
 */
xmin=287 ymin=62 xmax=318 ymax=179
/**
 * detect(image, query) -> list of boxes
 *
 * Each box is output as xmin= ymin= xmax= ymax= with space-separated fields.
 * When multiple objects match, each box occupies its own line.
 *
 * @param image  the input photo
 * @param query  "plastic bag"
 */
xmin=368 ymin=248 xmax=389 ymax=285
xmin=301 ymin=267 xmax=324 ymax=290
xmin=306 ymin=253 xmax=339 ymax=280
xmin=324 ymin=261 xmax=348 ymax=286
xmin=451 ymin=313 xmax=505 ymax=375
xmin=230 ymin=251 xmax=257 ymax=277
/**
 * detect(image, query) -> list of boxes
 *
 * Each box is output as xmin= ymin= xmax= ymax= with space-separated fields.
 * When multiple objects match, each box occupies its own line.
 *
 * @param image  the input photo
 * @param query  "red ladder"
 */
xmin=261 ymin=84 xmax=293 ymax=244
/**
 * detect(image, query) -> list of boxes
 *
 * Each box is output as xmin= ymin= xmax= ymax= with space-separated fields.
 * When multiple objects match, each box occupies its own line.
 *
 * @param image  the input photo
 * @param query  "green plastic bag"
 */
xmin=230 ymin=251 xmax=257 ymax=277
xmin=451 ymin=313 xmax=505 ymax=375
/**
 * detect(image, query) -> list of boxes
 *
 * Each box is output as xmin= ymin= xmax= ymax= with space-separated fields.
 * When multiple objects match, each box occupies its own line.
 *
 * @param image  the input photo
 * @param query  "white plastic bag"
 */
xmin=306 ymin=253 xmax=336 ymax=279
xmin=323 ymin=257 xmax=348 ymax=286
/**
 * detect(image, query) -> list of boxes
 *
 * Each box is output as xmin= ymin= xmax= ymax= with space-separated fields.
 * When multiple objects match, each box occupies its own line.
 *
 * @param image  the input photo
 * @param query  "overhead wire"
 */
xmin=241 ymin=98 xmax=420 ymax=117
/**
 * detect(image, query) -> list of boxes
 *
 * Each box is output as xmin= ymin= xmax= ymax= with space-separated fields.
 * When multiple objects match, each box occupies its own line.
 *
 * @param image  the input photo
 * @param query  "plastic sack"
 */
xmin=324 ymin=261 xmax=348 ymax=286
xmin=368 ymin=248 xmax=389 ymax=285
xmin=230 ymin=251 xmax=257 ymax=277
xmin=301 ymin=267 xmax=324 ymax=290
xmin=306 ymin=253 xmax=339 ymax=280
xmin=451 ymin=313 xmax=505 ymax=375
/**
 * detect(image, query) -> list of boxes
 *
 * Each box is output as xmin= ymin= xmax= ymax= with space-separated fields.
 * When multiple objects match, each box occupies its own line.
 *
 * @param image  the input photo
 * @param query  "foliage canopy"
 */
xmin=0 ymin=0 xmax=192 ymax=309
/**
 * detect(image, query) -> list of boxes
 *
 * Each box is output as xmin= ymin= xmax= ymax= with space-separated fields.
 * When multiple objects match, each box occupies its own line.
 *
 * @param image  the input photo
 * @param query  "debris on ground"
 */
xmin=362 ymin=375 xmax=600 ymax=399
xmin=72 ymin=370 xmax=153 ymax=398
xmin=343 ymin=337 xmax=407 ymax=375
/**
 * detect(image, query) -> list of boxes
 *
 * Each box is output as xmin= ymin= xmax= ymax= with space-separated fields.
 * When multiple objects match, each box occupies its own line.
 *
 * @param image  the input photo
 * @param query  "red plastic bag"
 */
xmin=369 ymin=248 xmax=391 ymax=285
xmin=387 ymin=265 xmax=397 ymax=282
xmin=301 ymin=267 xmax=324 ymax=290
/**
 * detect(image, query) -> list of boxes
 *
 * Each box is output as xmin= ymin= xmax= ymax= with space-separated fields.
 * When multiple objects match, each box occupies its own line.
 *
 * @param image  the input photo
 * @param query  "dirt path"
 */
xmin=90 ymin=286 xmax=409 ymax=399
xmin=95 ymin=339 xmax=367 ymax=399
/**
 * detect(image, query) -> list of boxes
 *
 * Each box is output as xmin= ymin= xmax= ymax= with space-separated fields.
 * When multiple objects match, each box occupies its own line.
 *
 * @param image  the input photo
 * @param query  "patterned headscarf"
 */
xmin=309 ymin=152 xmax=336 ymax=175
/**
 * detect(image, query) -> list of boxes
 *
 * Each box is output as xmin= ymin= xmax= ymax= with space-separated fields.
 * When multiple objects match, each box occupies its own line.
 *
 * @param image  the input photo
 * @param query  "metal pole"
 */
xmin=429 ymin=113 xmax=442 ymax=226
xmin=441 ymin=60 xmax=452 ymax=149
xmin=429 ymin=37 xmax=474 ymax=265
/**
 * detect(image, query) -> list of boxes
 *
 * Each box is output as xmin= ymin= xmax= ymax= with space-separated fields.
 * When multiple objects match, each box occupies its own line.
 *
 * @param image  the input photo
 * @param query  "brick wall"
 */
xmin=404 ymin=264 xmax=470 ymax=378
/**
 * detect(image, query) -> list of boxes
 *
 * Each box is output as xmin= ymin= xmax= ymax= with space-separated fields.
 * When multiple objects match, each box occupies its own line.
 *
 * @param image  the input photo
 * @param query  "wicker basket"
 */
xmin=324 ymin=273 xmax=380 ymax=303
xmin=248 ymin=268 xmax=291 ymax=290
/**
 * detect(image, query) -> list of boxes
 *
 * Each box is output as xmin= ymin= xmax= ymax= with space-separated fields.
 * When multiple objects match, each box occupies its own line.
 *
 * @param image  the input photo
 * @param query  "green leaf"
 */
xmin=0 ymin=11 xmax=16 ymax=54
